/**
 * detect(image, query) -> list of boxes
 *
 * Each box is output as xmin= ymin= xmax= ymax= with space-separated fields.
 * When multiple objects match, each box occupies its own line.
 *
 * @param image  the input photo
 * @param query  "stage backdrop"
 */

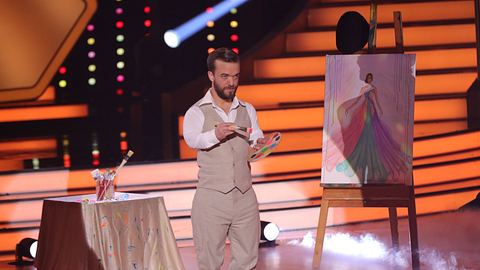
xmin=321 ymin=54 xmax=416 ymax=186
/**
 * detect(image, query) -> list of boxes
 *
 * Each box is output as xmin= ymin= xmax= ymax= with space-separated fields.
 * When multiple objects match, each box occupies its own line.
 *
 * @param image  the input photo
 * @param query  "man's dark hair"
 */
xmin=207 ymin=47 xmax=239 ymax=72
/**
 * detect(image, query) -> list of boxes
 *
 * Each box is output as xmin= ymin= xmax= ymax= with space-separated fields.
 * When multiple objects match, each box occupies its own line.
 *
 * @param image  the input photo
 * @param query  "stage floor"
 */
xmin=2 ymin=210 xmax=479 ymax=270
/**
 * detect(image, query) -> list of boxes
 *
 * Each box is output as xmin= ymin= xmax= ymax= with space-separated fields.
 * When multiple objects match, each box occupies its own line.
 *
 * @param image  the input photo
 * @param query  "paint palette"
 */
xmin=248 ymin=132 xmax=281 ymax=162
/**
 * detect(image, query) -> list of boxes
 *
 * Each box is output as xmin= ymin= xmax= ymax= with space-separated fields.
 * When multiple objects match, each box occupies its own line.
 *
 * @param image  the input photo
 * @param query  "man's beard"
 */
xmin=213 ymin=80 xmax=237 ymax=102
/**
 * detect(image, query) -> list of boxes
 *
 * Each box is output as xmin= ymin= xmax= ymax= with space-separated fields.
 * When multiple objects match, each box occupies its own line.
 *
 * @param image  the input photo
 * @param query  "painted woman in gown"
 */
xmin=327 ymin=73 xmax=408 ymax=183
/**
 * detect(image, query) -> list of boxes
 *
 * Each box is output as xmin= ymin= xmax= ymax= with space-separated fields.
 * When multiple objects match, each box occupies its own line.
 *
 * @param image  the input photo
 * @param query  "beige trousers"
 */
xmin=192 ymin=187 xmax=260 ymax=270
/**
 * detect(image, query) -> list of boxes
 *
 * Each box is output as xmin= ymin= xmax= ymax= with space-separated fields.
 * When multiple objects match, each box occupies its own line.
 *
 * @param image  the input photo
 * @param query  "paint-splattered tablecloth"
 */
xmin=34 ymin=193 xmax=185 ymax=270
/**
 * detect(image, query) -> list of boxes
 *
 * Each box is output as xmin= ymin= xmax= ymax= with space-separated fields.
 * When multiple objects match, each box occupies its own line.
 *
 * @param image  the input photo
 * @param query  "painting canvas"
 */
xmin=321 ymin=54 xmax=415 ymax=186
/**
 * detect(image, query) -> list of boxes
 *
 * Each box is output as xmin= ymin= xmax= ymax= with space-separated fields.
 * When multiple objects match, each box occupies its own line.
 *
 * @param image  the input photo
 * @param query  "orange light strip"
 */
xmin=413 ymin=120 xmax=467 ymax=137
xmin=178 ymin=99 xmax=465 ymax=136
xmin=414 ymin=98 xmax=466 ymax=121
xmin=415 ymin=149 xmax=480 ymax=166
xmin=179 ymin=129 xmax=324 ymax=159
xmin=237 ymin=81 xmax=325 ymax=107
xmin=414 ymin=131 xmax=480 ymax=158
xmin=36 ymin=86 xmax=55 ymax=101
xmin=415 ymin=72 xmax=476 ymax=95
xmin=414 ymin=159 xmax=480 ymax=186
xmin=287 ymin=24 xmax=476 ymax=53
xmin=180 ymin=127 xmax=477 ymax=161
xmin=253 ymin=48 xmax=476 ymax=79
xmin=235 ymin=73 xmax=475 ymax=108
xmin=0 ymin=104 xmax=88 ymax=123
xmin=259 ymin=189 xmax=479 ymax=230
xmin=178 ymin=107 xmax=324 ymax=136
xmin=254 ymin=56 xmax=325 ymax=79
xmin=0 ymin=160 xmax=24 ymax=172
xmin=0 ymin=138 xmax=57 ymax=152
xmin=308 ymin=1 xmax=474 ymax=27
xmin=416 ymin=48 xmax=476 ymax=71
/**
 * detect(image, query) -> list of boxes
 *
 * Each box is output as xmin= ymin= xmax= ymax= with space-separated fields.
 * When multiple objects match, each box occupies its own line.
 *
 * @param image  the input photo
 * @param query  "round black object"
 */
xmin=336 ymin=11 xmax=369 ymax=54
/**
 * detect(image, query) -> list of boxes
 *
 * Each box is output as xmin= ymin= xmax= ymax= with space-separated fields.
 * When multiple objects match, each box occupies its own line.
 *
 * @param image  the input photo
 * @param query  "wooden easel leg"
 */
xmin=408 ymin=195 xmax=420 ymax=270
xmin=388 ymin=207 xmax=400 ymax=251
xmin=313 ymin=199 xmax=329 ymax=269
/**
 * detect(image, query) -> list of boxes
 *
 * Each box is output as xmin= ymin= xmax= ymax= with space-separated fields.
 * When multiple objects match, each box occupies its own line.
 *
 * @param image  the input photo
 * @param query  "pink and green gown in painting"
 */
xmin=327 ymin=87 xmax=408 ymax=183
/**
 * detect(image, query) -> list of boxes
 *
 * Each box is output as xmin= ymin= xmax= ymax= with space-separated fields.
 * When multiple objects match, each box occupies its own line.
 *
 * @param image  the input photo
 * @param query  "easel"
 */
xmin=312 ymin=184 xmax=419 ymax=269
xmin=312 ymin=4 xmax=420 ymax=270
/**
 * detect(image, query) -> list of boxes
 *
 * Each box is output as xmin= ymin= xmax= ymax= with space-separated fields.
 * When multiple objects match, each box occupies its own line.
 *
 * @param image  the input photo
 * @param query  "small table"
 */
xmin=34 ymin=193 xmax=185 ymax=270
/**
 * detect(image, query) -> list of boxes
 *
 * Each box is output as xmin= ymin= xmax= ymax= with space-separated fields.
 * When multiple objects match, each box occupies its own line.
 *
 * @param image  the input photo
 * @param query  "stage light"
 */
xmin=12 ymin=238 xmax=37 ymax=265
xmin=230 ymin=8 xmax=237 ymax=14
xmin=230 ymin=34 xmax=239 ymax=42
xmin=208 ymin=47 xmax=215 ymax=54
xmin=164 ymin=30 xmax=180 ymax=48
xmin=116 ymin=88 xmax=124 ymax=95
xmin=116 ymin=61 xmax=125 ymax=69
xmin=144 ymin=6 xmax=151 ymax=14
xmin=63 ymin=153 xmax=71 ymax=168
xmin=116 ymin=48 xmax=125 ymax=55
xmin=230 ymin=20 xmax=238 ymax=28
xmin=144 ymin=20 xmax=152 ymax=27
xmin=58 ymin=80 xmax=67 ymax=88
xmin=116 ymin=34 xmax=124 ymax=42
xmin=115 ymin=7 xmax=123 ymax=15
xmin=232 ymin=48 xmax=239 ymax=54
xmin=163 ymin=0 xmax=247 ymax=48
xmin=207 ymin=21 xmax=214 ymax=27
xmin=88 ymin=51 xmax=96 ymax=58
xmin=207 ymin=34 xmax=215 ymax=41
xmin=88 ymin=78 xmax=96 ymax=85
xmin=87 ymin=38 xmax=95 ymax=45
xmin=116 ymin=21 xmax=124 ymax=29
xmin=260 ymin=221 xmax=280 ymax=242
xmin=88 ymin=64 xmax=96 ymax=72
xmin=86 ymin=24 xmax=94 ymax=31
xmin=116 ymin=75 xmax=125 ymax=82
xmin=120 ymin=131 xmax=128 ymax=151
xmin=32 ymin=158 xmax=40 ymax=170
xmin=59 ymin=66 xmax=67 ymax=74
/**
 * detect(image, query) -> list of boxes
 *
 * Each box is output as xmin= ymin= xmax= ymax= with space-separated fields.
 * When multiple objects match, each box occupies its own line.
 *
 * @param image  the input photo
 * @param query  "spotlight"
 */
xmin=10 ymin=238 xmax=37 ymax=265
xmin=164 ymin=30 xmax=180 ymax=48
xmin=260 ymin=221 xmax=279 ymax=247
xmin=163 ymin=0 xmax=248 ymax=48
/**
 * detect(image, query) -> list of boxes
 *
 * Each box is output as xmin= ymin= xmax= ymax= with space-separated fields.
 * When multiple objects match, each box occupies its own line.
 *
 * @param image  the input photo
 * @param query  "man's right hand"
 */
xmin=215 ymin=122 xmax=235 ymax=141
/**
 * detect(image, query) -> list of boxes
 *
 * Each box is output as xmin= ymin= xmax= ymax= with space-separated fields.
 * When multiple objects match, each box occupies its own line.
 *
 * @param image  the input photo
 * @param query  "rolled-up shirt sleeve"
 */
xmin=245 ymin=103 xmax=264 ymax=145
xmin=183 ymin=106 xmax=219 ymax=150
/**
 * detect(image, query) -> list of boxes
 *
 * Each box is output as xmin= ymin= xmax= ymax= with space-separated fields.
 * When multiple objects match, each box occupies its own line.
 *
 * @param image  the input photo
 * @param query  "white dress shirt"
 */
xmin=183 ymin=89 xmax=264 ymax=150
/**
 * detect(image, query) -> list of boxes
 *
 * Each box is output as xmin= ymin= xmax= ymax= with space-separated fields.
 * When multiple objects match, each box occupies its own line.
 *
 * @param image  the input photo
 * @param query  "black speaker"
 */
xmin=336 ymin=11 xmax=369 ymax=54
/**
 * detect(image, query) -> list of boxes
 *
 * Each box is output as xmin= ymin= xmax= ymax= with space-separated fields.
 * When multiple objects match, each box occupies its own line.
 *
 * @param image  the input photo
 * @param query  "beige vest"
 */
xmin=197 ymin=102 xmax=252 ymax=193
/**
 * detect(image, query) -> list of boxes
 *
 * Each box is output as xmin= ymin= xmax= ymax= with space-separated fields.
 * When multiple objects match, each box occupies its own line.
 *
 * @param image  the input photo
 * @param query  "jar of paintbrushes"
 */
xmin=90 ymin=150 xmax=134 ymax=201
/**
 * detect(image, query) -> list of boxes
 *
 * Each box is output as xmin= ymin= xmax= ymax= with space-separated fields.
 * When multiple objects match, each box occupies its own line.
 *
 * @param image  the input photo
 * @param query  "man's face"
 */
xmin=208 ymin=60 xmax=240 ymax=102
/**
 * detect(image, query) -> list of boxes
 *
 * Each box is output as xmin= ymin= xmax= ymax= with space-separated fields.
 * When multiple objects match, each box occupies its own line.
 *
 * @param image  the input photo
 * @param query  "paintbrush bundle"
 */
xmin=91 ymin=150 xmax=134 ymax=201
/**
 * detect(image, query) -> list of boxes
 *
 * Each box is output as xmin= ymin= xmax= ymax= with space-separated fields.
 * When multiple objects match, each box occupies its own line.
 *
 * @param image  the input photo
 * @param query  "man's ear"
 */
xmin=208 ymin=71 xmax=214 ymax=82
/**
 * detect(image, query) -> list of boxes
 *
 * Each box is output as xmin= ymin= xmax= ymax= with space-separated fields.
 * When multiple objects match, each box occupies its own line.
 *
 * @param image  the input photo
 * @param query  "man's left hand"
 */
xmin=253 ymin=137 xmax=268 ymax=151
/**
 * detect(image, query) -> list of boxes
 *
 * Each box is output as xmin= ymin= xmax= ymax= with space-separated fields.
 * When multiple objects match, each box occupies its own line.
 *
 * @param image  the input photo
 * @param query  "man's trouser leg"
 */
xmin=228 ymin=188 xmax=260 ymax=270
xmin=192 ymin=188 xmax=231 ymax=270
